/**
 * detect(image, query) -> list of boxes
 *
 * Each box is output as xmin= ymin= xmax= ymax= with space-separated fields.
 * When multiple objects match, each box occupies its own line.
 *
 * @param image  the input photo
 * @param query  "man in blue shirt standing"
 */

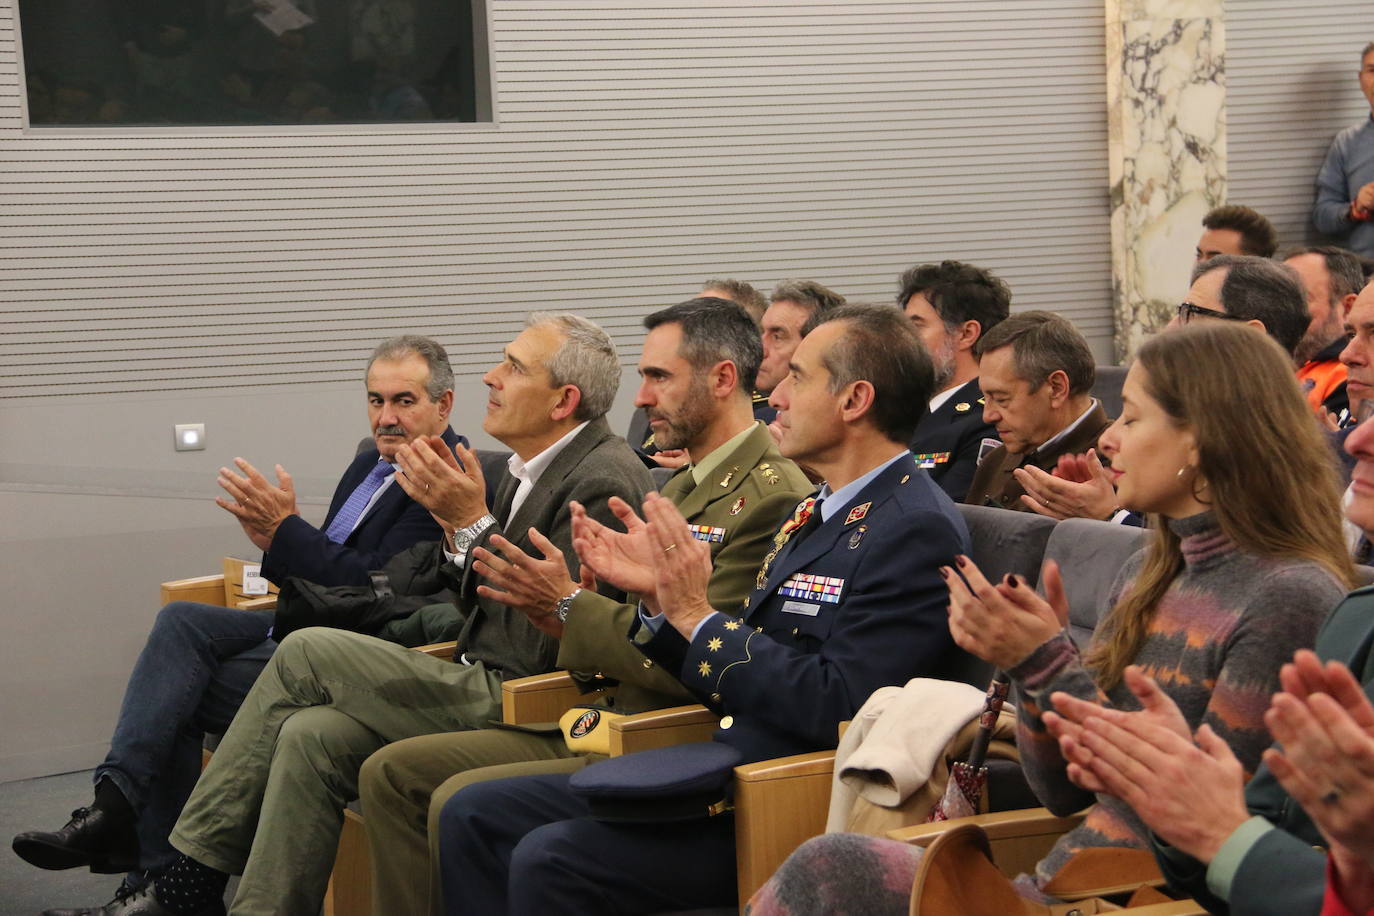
xmin=1313 ymin=42 xmax=1374 ymax=258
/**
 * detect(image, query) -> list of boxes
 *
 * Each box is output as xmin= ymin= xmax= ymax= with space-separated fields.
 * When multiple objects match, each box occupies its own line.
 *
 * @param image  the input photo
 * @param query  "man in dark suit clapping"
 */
xmin=12 ymin=336 xmax=467 ymax=910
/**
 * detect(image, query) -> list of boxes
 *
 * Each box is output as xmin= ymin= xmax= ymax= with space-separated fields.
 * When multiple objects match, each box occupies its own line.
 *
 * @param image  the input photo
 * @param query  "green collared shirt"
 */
xmin=688 ymin=422 xmax=761 ymax=488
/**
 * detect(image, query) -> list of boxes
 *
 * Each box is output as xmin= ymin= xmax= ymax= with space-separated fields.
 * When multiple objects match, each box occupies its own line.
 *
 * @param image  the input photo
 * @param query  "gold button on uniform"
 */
xmin=710 ymin=693 xmax=722 ymax=703
xmin=720 ymin=715 xmax=734 ymax=729
xmin=791 ymin=627 xmax=799 ymax=636
xmin=641 ymin=659 xmax=653 ymax=669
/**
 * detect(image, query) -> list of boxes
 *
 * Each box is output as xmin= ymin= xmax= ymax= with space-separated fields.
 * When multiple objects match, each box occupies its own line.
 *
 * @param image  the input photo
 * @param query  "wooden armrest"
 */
xmin=235 ymin=596 xmax=278 ymax=611
xmin=608 ymin=704 xmax=719 ymax=756
xmin=888 ymin=806 xmax=1085 ymax=845
xmin=501 ymin=671 xmax=581 ymax=724
xmin=161 ymin=574 xmax=228 ymax=607
xmin=735 ymin=749 xmax=836 ymax=783
xmin=1125 ymin=903 xmax=1206 ymax=916
xmin=734 ymin=750 xmax=837 ymax=902
xmin=415 ymin=641 xmax=458 ymax=659
xmin=890 ymin=806 xmax=1087 ymax=880
xmin=499 ymin=671 xmax=617 ymax=725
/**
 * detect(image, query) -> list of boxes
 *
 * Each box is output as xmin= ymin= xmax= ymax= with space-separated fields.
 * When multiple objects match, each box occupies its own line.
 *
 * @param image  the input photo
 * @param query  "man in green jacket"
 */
xmin=357 ymin=296 xmax=813 ymax=916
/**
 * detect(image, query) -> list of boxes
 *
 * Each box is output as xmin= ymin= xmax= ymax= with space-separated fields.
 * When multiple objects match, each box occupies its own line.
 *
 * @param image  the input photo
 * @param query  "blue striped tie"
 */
xmin=323 ymin=460 xmax=393 ymax=544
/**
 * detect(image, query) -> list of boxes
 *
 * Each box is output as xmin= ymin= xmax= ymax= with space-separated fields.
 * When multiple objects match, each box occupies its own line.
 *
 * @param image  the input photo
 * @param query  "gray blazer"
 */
xmin=457 ymin=416 xmax=654 ymax=680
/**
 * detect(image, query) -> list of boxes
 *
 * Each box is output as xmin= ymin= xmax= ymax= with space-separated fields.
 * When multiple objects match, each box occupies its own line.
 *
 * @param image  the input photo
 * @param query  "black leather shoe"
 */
xmin=12 ymin=804 xmax=140 ymax=874
xmin=44 ymin=883 xmax=224 ymax=916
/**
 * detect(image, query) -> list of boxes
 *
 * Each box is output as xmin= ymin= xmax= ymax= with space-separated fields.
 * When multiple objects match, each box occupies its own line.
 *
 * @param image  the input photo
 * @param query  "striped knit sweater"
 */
xmin=1011 ymin=510 xmax=1346 ymax=888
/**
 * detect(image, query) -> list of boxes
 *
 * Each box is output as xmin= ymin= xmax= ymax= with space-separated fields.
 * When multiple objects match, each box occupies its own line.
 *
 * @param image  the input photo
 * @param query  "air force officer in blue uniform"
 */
xmin=436 ymin=304 xmax=974 ymax=914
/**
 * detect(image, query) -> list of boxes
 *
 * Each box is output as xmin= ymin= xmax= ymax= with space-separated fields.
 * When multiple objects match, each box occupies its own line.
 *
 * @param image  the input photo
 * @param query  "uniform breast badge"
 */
xmin=848 ymin=525 xmax=867 ymax=549
xmin=729 ymin=496 xmax=745 ymax=516
xmin=779 ymin=572 xmax=845 ymax=603
xmin=687 ymin=524 xmax=727 ymax=544
xmin=844 ymin=502 xmax=871 ymax=525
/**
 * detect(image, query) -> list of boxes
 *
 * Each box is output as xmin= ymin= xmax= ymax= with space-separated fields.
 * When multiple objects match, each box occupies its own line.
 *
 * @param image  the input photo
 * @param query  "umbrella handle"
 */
xmin=965 ymin=674 xmax=1010 ymax=770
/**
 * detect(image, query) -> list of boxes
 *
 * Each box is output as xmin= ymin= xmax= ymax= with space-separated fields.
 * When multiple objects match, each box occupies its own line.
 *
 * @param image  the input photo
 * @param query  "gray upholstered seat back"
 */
xmin=1043 ymin=517 xmax=1149 ymax=648
xmin=950 ymin=505 xmax=1059 ymax=687
xmin=956 ymin=504 xmax=1058 ymax=588
xmin=1091 ymin=365 xmax=1128 ymax=421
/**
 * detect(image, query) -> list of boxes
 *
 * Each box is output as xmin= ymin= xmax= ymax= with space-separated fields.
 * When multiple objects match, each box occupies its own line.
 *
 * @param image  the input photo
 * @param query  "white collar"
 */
xmin=928 ymin=381 xmax=968 ymax=414
xmin=507 ymin=421 xmax=589 ymax=485
xmin=1032 ymin=399 xmax=1100 ymax=456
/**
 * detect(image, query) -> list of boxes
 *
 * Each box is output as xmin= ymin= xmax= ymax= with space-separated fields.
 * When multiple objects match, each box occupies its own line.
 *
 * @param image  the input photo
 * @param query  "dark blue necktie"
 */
xmin=323 ymin=460 xmax=393 ymax=544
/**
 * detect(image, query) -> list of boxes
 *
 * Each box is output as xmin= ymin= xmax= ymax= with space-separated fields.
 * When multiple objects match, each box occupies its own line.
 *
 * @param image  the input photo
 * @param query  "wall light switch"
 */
xmin=175 ymin=423 xmax=207 ymax=451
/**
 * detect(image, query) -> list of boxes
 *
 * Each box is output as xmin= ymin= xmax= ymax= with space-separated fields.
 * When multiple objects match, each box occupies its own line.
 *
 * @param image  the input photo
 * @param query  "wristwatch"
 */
xmin=450 ymin=513 xmax=497 ymax=554
xmin=553 ymin=587 xmax=583 ymax=623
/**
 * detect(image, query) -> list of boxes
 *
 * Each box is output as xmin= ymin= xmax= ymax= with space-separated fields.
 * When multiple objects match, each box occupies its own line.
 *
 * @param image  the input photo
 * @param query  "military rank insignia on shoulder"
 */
xmin=844 ymin=502 xmax=871 ymax=525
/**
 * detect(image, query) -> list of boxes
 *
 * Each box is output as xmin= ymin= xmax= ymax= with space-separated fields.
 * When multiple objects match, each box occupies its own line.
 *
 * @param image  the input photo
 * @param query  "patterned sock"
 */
xmin=152 ymin=854 xmax=228 ymax=915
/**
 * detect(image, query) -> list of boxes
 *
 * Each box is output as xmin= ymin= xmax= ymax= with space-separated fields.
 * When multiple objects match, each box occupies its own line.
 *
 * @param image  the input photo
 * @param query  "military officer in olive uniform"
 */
xmin=358 ymin=298 xmax=812 ymax=916
xmin=436 ymin=304 xmax=973 ymax=915
xmin=963 ymin=311 xmax=1113 ymax=512
xmin=898 ymin=259 xmax=1011 ymax=501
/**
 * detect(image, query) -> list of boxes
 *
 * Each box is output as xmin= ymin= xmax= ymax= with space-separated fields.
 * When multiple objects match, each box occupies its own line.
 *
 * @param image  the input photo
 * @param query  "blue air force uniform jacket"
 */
xmin=631 ymin=453 xmax=974 ymax=764
xmin=910 ymin=378 xmax=998 ymax=503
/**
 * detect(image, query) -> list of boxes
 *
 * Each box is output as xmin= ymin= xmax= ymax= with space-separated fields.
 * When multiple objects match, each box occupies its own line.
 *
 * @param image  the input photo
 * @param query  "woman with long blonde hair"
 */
xmin=748 ymin=321 xmax=1354 ymax=914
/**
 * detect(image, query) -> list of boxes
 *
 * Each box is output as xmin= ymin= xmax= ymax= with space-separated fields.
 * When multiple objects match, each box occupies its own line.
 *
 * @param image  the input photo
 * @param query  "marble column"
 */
xmin=1106 ymin=0 xmax=1226 ymax=360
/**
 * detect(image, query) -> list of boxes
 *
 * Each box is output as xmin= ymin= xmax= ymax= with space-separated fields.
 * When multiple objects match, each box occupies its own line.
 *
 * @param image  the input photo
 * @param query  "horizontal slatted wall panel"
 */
xmin=1226 ymin=1 xmax=1372 ymax=248
xmin=0 ymin=0 xmax=1114 ymax=400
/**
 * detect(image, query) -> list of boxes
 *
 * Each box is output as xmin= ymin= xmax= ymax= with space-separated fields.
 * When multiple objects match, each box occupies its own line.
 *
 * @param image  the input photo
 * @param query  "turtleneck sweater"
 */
xmin=1010 ymin=510 xmax=1347 ymax=891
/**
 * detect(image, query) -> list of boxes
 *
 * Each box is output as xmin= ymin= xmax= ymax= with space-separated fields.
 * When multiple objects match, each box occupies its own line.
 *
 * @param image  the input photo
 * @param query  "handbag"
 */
xmin=568 ymin=742 xmax=743 ymax=822
xmin=909 ymin=824 xmax=1174 ymax=915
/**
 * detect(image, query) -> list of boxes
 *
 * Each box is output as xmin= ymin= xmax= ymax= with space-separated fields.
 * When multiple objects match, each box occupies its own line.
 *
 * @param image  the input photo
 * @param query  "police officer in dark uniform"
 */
xmin=899 ymin=260 xmax=1012 ymax=502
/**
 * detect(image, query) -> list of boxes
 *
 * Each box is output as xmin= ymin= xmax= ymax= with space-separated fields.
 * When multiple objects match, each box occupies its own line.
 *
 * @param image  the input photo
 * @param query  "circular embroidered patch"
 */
xmin=570 ymin=709 xmax=601 ymax=738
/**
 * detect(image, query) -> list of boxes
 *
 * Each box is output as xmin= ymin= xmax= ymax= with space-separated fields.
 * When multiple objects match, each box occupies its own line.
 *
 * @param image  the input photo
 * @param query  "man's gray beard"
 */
xmin=932 ymin=364 xmax=955 ymax=391
xmin=1294 ymin=312 xmax=1346 ymax=366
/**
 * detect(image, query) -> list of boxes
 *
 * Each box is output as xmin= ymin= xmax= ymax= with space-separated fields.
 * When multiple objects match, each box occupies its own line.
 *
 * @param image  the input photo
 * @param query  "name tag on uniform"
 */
xmin=687 ymin=524 xmax=726 ymax=543
xmin=912 ymin=451 xmax=951 ymax=469
xmin=781 ymin=600 xmax=821 ymax=616
xmin=779 ymin=572 xmax=845 ymax=603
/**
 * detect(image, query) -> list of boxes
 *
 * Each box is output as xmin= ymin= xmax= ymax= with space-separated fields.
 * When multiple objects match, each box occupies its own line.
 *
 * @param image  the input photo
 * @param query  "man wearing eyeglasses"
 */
xmin=1013 ymin=257 xmax=1309 ymax=523
xmin=1166 ymin=255 xmax=1309 ymax=358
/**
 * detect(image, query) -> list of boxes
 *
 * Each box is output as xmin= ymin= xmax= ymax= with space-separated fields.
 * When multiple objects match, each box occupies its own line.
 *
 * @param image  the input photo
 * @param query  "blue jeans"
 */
xmin=95 ymin=601 xmax=275 ymax=871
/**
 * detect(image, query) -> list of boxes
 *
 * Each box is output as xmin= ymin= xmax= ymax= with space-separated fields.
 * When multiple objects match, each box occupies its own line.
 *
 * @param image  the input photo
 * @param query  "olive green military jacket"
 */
xmin=556 ymin=422 xmax=814 ymax=712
